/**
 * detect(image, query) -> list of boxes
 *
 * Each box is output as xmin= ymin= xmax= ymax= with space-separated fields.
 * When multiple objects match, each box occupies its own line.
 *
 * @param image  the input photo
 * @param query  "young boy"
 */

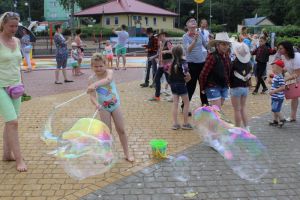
xmin=269 ymin=60 xmax=286 ymax=127
xmin=252 ymin=36 xmax=276 ymax=94
xmin=70 ymin=42 xmax=79 ymax=76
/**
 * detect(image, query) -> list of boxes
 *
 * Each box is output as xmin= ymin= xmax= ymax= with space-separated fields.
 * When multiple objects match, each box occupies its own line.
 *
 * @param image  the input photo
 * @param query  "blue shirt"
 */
xmin=271 ymin=74 xmax=285 ymax=99
xmin=183 ymin=31 xmax=207 ymax=63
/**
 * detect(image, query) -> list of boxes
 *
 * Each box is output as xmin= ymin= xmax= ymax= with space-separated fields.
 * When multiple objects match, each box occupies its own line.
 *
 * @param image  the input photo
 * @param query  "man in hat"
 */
xmin=140 ymin=27 xmax=159 ymax=87
xmin=200 ymin=32 xmax=231 ymax=109
xmin=182 ymin=16 xmax=209 ymax=114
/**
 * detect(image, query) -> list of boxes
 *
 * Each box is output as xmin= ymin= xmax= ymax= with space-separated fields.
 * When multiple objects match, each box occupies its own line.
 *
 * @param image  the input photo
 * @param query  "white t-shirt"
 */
xmin=198 ymin=28 xmax=209 ymax=58
xmin=115 ymin=30 xmax=129 ymax=47
xmin=282 ymin=52 xmax=300 ymax=81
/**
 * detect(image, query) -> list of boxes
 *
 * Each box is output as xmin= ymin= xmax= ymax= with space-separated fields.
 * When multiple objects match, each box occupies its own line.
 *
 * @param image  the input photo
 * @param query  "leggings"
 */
xmin=0 ymin=87 xmax=21 ymax=122
xmin=254 ymin=62 xmax=267 ymax=92
xmin=22 ymin=49 xmax=32 ymax=69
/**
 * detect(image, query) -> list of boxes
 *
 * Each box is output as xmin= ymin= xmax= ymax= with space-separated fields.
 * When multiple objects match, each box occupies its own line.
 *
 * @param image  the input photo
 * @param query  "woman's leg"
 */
xmin=210 ymin=99 xmax=222 ymax=109
xmin=24 ymin=52 xmax=32 ymax=71
xmin=231 ymin=96 xmax=242 ymax=127
xmin=5 ymin=120 xmax=27 ymax=172
xmin=3 ymin=125 xmax=15 ymax=161
xmin=172 ymin=95 xmax=179 ymax=125
xmin=290 ymin=98 xmax=299 ymax=120
xmin=181 ymin=94 xmax=190 ymax=124
xmin=240 ymin=95 xmax=248 ymax=127
xmin=111 ymin=108 xmax=134 ymax=161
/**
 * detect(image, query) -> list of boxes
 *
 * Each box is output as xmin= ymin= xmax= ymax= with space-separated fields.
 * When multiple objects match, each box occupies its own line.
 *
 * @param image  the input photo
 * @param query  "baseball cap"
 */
xmin=271 ymin=60 xmax=285 ymax=68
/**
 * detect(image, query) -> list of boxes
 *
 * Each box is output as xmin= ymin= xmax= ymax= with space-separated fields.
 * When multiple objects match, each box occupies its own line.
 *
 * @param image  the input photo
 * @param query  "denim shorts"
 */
xmin=205 ymin=86 xmax=229 ymax=101
xmin=170 ymin=82 xmax=188 ymax=96
xmin=230 ymin=87 xmax=249 ymax=97
xmin=271 ymin=98 xmax=284 ymax=113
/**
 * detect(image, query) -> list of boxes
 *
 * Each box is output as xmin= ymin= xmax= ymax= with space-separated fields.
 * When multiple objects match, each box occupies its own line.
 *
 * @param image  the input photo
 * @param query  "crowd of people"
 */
xmin=0 ymin=11 xmax=299 ymax=172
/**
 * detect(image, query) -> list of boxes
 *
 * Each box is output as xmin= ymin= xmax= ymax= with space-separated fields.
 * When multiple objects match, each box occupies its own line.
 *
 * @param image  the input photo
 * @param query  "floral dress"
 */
xmin=54 ymin=33 xmax=68 ymax=68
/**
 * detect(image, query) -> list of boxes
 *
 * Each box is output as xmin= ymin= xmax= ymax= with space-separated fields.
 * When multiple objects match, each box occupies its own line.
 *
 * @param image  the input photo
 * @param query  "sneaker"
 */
xmin=286 ymin=117 xmax=296 ymax=122
xmin=172 ymin=124 xmax=181 ymax=130
xmin=252 ymin=91 xmax=258 ymax=95
xmin=261 ymin=88 xmax=268 ymax=94
xmin=140 ymin=83 xmax=149 ymax=87
xmin=148 ymin=96 xmax=160 ymax=101
xmin=149 ymin=83 xmax=156 ymax=88
xmin=278 ymin=121 xmax=284 ymax=128
xmin=64 ymin=80 xmax=74 ymax=83
xmin=269 ymin=120 xmax=278 ymax=126
xmin=182 ymin=123 xmax=193 ymax=130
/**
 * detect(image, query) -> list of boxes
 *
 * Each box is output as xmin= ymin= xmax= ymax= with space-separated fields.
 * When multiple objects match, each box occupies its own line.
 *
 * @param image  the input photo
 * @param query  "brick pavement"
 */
xmin=82 ymin=107 xmax=300 ymax=200
xmin=0 ymin=67 xmax=288 ymax=199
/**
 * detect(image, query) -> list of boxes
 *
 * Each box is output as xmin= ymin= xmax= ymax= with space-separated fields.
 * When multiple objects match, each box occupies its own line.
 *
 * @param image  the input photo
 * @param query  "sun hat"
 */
xmin=233 ymin=42 xmax=251 ymax=63
xmin=185 ymin=16 xmax=197 ymax=26
xmin=71 ymin=42 xmax=78 ymax=47
xmin=271 ymin=60 xmax=285 ymax=68
xmin=208 ymin=32 xmax=231 ymax=47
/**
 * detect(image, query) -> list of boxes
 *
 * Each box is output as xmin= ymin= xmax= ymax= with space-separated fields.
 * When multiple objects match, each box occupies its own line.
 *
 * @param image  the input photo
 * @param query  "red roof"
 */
xmin=75 ymin=0 xmax=177 ymax=16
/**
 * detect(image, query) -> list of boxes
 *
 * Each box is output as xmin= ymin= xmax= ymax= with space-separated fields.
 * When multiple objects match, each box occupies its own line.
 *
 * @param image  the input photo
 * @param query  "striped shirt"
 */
xmin=271 ymin=74 xmax=285 ymax=99
xmin=183 ymin=31 xmax=207 ymax=63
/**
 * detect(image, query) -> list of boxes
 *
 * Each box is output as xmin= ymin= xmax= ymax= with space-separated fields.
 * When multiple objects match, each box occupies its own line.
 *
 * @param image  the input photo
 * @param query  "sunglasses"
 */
xmin=4 ymin=12 xmax=20 ymax=18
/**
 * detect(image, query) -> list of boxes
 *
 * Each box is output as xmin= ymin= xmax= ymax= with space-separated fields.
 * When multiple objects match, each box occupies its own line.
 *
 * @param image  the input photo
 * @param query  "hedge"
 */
xmin=276 ymin=36 xmax=300 ymax=47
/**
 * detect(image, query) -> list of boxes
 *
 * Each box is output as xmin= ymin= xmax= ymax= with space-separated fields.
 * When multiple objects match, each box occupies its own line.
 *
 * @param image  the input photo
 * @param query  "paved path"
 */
xmin=0 ymin=67 xmax=295 ymax=199
xmin=82 ymin=107 xmax=300 ymax=200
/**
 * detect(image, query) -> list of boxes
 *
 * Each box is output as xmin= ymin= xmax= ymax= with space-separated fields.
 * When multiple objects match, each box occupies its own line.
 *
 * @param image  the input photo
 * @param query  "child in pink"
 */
xmin=104 ymin=40 xmax=114 ymax=68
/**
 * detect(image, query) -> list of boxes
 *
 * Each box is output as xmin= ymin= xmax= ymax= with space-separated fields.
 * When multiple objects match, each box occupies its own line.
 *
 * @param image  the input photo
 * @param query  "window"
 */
xmin=133 ymin=16 xmax=137 ymax=20
xmin=114 ymin=16 xmax=119 ymax=25
xmin=153 ymin=17 xmax=157 ymax=26
xmin=51 ymin=1 xmax=57 ymax=7
xmin=163 ymin=17 xmax=166 ymax=22
xmin=145 ymin=17 xmax=148 ymax=26
xmin=106 ymin=17 xmax=110 ymax=25
xmin=138 ymin=16 xmax=142 ymax=20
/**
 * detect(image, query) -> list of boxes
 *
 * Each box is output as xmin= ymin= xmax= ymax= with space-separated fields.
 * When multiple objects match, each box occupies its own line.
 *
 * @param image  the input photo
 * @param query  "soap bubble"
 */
xmin=170 ymin=155 xmax=190 ymax=182
xmin=193 ymin=106 xmax=271 ymax=182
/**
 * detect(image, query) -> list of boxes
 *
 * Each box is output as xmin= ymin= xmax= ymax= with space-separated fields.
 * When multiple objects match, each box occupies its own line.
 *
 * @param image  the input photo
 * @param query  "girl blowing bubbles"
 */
xmin=87 ymin=53 xmax=134 ymax=162
xmin=169 ymin=45 xmax=193 ymax=130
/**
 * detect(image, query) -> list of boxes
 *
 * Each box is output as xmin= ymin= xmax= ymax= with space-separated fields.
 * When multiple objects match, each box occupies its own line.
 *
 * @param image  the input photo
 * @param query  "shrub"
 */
xmin=275 ymin=36 xmax=300 ymax=46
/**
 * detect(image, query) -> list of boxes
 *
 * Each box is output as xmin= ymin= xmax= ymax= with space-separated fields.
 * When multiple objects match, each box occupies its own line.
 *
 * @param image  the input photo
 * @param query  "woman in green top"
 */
xmin=0 ymin=12 xmax=27 ymax=172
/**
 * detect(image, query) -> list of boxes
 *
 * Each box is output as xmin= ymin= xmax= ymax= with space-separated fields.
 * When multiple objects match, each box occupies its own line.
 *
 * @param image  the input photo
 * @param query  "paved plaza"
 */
xmin=0 ymin=67 xmax=299 ymax=200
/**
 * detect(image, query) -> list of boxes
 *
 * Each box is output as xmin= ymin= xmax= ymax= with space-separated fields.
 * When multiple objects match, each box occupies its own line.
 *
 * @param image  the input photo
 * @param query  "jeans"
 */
xmin=155 ymin=67 xmax=169 ymax=97
xmin=144 ymin=55 xmax=157 ymax=84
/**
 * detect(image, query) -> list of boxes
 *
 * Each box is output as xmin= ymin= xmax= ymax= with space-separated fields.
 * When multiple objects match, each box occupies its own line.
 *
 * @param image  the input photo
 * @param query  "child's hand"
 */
xmin=268 ymin=90 xmax=274 ymax=95
xmin=184 ymin=72 xmax=191 ymax=82
xmin=87 ymin=84 xmax=97 ymax=93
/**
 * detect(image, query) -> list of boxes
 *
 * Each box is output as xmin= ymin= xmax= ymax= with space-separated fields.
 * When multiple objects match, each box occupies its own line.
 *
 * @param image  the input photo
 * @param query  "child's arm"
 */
xmin=87 ymin=78 xmax=100 ymax=109
xmin=87 ymin=70 xmax=113 ymax=92
xmin=269 ymin=85 xmax=285 ymax=95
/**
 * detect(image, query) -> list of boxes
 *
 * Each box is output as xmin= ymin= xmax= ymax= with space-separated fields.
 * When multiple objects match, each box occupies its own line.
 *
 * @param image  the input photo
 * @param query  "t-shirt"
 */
xmin=198 ymin=28 xmax=209 ymax=58
xmin=115 ymin=30 xmax=129 ymax=47
xmin=169 ymin=59 xmax=189 ymax=83
xmin=0 ymin=39 xmax=22 ymax=87
xmin=183 ymin=31 xmax=206 ymax=63
xmin=282 ymin=52 xmax=300 ymax=82
xmin=271 ymin=74 xmax=285 ymax=99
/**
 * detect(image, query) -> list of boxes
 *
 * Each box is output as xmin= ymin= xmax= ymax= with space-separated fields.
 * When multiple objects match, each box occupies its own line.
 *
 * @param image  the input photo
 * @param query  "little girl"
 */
xmin=169 ymin=45 xmax=193 ymax=130
xmin=87 ymin=53 xmax=134 ymax=162
xmin=70 ymin=42 xmax=79 ymax=76
xmin=104 ymin=40 xmax=114 ymax=68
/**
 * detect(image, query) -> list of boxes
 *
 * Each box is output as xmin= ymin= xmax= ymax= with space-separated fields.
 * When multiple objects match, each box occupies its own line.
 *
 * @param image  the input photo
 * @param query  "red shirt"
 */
xmin=200 ymin=50 xmax=231 ymax=91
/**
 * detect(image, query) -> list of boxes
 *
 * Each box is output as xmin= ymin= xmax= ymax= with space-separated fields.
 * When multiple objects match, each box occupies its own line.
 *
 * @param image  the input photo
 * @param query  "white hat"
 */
xmin=234 ymin=42 xmax=251 ymax=63
xmin=71 ymin=42 xmax=78 ymax=47
xmin=208 ymin=32 xmax=231 ymax=47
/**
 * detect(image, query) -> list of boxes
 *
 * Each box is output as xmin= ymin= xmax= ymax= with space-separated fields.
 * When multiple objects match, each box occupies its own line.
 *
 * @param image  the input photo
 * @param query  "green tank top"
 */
xmin=0 ymin=39 xmax=22 ymax=87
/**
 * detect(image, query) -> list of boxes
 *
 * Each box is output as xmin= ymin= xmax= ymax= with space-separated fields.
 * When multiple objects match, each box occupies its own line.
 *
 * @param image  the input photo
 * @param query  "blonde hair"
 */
xmin=0 ymin=12 xmax=20 ymax=32
xmin=91 ymin=52 xmax=106 ymax=65
xmin=171 ymin=45 xmax=184 ymax=75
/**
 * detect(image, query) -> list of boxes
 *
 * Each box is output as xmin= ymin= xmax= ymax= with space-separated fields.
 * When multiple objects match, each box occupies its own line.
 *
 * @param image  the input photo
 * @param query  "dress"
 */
xmin=54 ymin=33 xmax=68 ymax=68
xmin=0 ymin=39 xmax=22 ymax=122
xmin=96 ymin=80 xmax=120 ymax=112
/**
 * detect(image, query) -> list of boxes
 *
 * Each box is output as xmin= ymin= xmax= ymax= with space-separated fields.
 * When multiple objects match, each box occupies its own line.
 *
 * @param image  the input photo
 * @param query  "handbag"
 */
xmin=6 ymin=84 xmax=25 ymax=99
xmin=285 ymin=80 xmax=300 ymax=99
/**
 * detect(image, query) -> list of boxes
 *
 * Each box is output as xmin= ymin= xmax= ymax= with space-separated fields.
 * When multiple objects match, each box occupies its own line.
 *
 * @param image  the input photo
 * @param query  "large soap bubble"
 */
xmin=169 ymin=155 xmax=190 ymax=182
xmin=42 ymin=93 xmax=117 ymax=180
xmin=193 ymin=106 xmax=271 ymax=182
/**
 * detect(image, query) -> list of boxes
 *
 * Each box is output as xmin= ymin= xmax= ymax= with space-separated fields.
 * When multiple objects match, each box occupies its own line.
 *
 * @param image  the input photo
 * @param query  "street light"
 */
xmin=13 ymin=0 xmax=17 ymax=12
xmin=24 ymin=1 xmax=31 ymax=22
xmin=190 ymin=9 xmax=195 ymax=16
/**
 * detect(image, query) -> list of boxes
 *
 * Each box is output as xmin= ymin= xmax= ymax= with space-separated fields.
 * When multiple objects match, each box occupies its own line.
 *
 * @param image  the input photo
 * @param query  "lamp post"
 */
xmin=178 ymin=0 xmax=181 ymax=28
xmin=13 ymin=0 xmax=17 ymax=12
xmin=190 ymin=9 xmax=195 ymax=16
xmin=24 ymin=1 xmax=31 ymax=22
xmin=209 ymin=0 xmax=212 ymax=31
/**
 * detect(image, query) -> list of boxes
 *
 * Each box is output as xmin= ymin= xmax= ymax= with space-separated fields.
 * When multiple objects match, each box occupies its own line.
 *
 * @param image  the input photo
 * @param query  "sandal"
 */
xmin=182 ymin=123 xmax=193 ymax=130
xmin=269 ymin=120 xmax=278 ymax=126
xmin=172 ymin=124 xmax=181 ymax=130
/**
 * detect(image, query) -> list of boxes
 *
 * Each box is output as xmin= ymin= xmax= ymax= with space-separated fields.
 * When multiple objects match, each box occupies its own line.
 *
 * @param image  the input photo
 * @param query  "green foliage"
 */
xmin=276 ymin=36 xmax=300 ymax=46
xmin=263 ymin=25 xmax=300 ymax=37
xmin=164 ymin=29 xmax=185 ymax=37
